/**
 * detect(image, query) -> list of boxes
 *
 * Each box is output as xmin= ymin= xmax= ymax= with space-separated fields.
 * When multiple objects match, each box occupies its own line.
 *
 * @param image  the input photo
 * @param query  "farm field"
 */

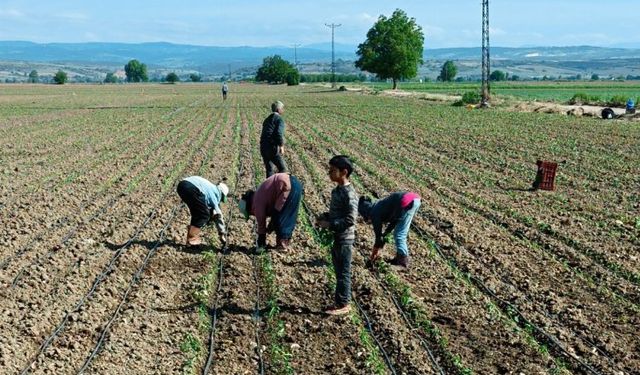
xmin=363 ymin=81 xmax=640 ymax=104
xmin=0 ymin=83 xmax=638 ymax=375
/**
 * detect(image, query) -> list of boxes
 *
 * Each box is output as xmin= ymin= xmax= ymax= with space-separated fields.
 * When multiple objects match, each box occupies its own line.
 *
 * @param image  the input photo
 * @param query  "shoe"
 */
xmin=324 ymin=304 xmax=351 ymax=316
xmin=387 ymin=255 xmax=409 ymax=269
xmin=186 ymin=225 xmax=203 ymax=246
xmin=276 ymin=238 xmax=290 ymax=250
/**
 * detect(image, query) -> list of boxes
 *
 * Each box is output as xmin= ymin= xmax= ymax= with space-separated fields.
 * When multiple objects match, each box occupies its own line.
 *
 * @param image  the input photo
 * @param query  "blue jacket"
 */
xmin=183 ymin=176 xmax=223 ymax=215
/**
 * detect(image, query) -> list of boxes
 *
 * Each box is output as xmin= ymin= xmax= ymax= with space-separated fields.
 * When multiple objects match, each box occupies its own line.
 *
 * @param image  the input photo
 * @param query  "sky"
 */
xmin=1 ymin=0 xmax=639 ymax=49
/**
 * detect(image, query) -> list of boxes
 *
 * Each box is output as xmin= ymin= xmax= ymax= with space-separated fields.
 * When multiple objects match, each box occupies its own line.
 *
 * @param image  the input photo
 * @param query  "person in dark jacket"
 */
xmin=317 ymin=155 xmax=358 ymax=315
xmin=260 ymin=101 xmax=287 ymax=178
xmin=176 ymin=176 xmax=229 ymax=247
xmin=238 ymin=173 xmax=303 ymax=251
xmin=358 ymin=191 xmax=421 ymax=269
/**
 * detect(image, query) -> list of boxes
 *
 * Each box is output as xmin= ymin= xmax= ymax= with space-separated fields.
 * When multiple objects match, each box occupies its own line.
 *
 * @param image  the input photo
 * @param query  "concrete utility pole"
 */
xmin=292 ymin=43 xmax=301 ymax=68
xmin=325 ymin=23 xmax=341 ymax=88
xmin=481 ymin=0 xmax=491 ymax=107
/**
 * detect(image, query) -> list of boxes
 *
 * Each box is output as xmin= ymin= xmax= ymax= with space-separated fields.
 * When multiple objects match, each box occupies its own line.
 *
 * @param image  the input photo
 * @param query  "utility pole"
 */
xmin=481 ymin=0 xmax=491 ymax=107
xmin=292 ymin=43 xmax=301 ymax=68
xmin=325 ymin=23 xmax=341 ymax=88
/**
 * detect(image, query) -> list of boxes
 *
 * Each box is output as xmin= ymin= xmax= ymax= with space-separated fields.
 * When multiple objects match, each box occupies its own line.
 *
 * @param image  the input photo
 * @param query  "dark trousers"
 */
xmin=271 ymin=176 xmax=303 ymax=240
xmin=177 ymin=180 xmax=209 ymax=228
xmin=260 ymin=145 xmax=287 ymax=178
xmin=331 ymin=242 xmax=353 ymax=307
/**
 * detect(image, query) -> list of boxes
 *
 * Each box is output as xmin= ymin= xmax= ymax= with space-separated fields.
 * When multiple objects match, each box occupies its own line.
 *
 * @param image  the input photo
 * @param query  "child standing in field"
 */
xmin=317 ymin=155 xmax=358 ymax=316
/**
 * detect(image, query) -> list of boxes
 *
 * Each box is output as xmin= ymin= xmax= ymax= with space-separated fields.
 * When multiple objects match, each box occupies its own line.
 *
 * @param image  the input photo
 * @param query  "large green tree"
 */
xmin=28 ymin=70 xmax=39 ymax=83
xmin=124 ymin=59 xmax=149 ymax=82
xmin=355 ymin=9 xmax=424 ymax=89
xmin=165 ymin=72 xmax=179 ymax=83
xmin=53 ymin=70 xmax=68 ymax=84
xmin=104 ymin=72 xmax=118 ymax=83
xmin=255 ymin=55 xmax=298 ymax=85
xmin=438 ymin=60 xmax=457 ymax=82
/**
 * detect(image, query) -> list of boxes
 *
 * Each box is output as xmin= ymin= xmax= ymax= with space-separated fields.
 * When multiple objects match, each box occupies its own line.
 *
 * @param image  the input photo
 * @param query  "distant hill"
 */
xmin=1 ymin=41 xmax=640 ymax=80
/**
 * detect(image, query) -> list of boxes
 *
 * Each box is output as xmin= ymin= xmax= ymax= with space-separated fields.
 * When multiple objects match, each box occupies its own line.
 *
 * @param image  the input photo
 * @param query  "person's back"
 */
xmin=260 ymin=112 xmax=284 ymax=147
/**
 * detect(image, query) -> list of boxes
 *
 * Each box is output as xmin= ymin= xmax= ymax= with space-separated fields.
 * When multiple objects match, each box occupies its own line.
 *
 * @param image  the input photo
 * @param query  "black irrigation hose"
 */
xmin=18 ymin=201 xmax=164 ymax=375
xmin=10 ymin=196 xmax=118 ymax=287
xmin=410 ymin=223 xmax=604 ymax=375
xmin=300 ymin=201 xmax=403 ymax=375
xmin=2 ymin=100 xmax=208 ymax=274
xmin=253 ymin=246 xmax=266 ymax=375
xmin=76 ymin=205 xmax=181 ymax=374
xmin=202 ymin=125 xmax=246 ymax=375
xmin=360 ymin=253 xmax=445 ymax=375
xmin=351 ymin=297 xmax=398 ymax=375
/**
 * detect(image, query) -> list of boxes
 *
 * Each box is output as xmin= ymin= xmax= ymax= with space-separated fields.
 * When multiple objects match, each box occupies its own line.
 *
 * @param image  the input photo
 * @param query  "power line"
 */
xmin=325 ymin=23 xmax=341 ymax=88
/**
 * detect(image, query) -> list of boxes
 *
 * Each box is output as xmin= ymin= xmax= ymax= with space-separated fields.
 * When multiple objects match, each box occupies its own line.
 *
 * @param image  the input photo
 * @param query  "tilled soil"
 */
xmin=3 ymin=84 xmax=638 ymax=375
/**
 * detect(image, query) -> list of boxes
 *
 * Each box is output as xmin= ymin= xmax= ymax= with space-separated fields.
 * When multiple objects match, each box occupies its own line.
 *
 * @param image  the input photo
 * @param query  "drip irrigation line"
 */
xmin=76 ymin=204 xmax=181 ymax=374
xmin=19 ymin=129 xmax=214 ymax=374
xmin=351 ymin=297 xmax=398 ymax=375
xmin=17 ymin=201 xmax=165 ymax=375
xmin=301 ymin=199 xmax=445 ymax=375
xmin=2 ymin=102 xmax=210 ymax=275
xmin=410 ymin=223 xmax=605 ymax=375
xmin=10 ymin=196 xmax=118 ymax=287
xmin=202 ymin=124 xmax=246 ymax=375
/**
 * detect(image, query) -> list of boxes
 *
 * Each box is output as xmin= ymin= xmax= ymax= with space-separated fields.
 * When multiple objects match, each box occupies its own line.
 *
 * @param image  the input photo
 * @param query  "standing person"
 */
xmin=260 ymin=101 xmax=287 ymax=178
xmin=176 ymin=176 xmax=229 ymax=247
xmin=317 ymin=155 xmax=358 ymax=316
xmin=222 ymin=82 xmax=228 ymax=100
xmin=238 ymin=173 xmax=303 ymax=251
xmin=358 ymin=191 xmax=421 ymax=269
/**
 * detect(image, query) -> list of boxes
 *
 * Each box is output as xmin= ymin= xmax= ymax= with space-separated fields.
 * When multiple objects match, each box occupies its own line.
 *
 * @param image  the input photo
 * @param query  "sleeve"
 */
xmin=213 ymin=214 xmax=226 ymax=235
xmin=254 ymin=199 xmax=268 ymax=235
xmin=329 ymin=189 xmax=357 ymax=233
xmin=275 ymin=116 xmax=285 ymax=146
xmin=372 ymin=213 xmax=385 ymax=248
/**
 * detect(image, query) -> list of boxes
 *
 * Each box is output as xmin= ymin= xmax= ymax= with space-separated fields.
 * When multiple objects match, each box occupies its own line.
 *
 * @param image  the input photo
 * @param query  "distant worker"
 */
xmin=176 ymin=176 xmax=229 ymax=247
xmin=238 ymin=173 xmax=303 ymax=251
xmin=358 ymin=191 xmax=422 ymax=269
xmin=260 ymin=101 xmax=288 ymax=178
xmin=626 ymin=98 xmax=636 ymax=114
xmin=222 ymin=82 xmax=229 ymax=100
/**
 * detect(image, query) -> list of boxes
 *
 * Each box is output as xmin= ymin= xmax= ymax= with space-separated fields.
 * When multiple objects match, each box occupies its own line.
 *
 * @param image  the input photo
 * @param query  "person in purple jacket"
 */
xmin=358 ymin=191 xmax=421 ymax=269
xmin=238 ymin=173 xmax=303 ymax=252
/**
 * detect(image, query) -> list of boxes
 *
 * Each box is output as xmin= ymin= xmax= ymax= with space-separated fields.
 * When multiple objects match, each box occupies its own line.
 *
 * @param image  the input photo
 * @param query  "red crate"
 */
xmin=533 ymin=160 xmax=558 ymax=191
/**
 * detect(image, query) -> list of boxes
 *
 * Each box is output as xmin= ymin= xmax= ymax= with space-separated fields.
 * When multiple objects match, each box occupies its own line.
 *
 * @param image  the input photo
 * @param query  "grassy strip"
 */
xmin=181 ymin=249 xmax=218 ymax=375
xmin=299 ymin=205 xmax=387 ymax=375
xmin=258 ymin=253 xmax=294 ymax=374
xmin=245 ymin=109 xmax=294 ymax=373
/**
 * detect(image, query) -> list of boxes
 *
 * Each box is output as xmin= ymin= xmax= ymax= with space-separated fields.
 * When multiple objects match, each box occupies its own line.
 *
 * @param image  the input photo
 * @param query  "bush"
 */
xmin=608 ymin=95 xmax=627 ymax=107
xmin=461 ymin=91 xmax=481 ymax=104
xmin=569 ymin=92 xmax=601 ymax=105
xmin=338 ymin=85 xmax=347 ymax=91
xmin=285 ymin=69 xmax=299 ymax=86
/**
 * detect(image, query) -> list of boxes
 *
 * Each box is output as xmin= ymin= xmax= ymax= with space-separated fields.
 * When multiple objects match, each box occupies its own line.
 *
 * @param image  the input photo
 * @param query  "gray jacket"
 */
xmin=327 ymin=184 xmax=358 ymax=244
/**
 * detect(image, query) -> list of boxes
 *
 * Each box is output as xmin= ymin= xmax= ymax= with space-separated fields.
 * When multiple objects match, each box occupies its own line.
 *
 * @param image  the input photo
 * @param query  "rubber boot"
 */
xmin=186 ymin=225 xmax=202 ymax=246
xmin=276 ymin=237 xmax=290 ymax=250
xmin=388 ymin=254 xmax=409 ymax=269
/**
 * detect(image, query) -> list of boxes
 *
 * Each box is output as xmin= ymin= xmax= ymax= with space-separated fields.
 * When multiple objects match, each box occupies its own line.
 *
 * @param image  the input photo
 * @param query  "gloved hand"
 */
xmin=219 ymin=233 xmax=227 ymax=246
